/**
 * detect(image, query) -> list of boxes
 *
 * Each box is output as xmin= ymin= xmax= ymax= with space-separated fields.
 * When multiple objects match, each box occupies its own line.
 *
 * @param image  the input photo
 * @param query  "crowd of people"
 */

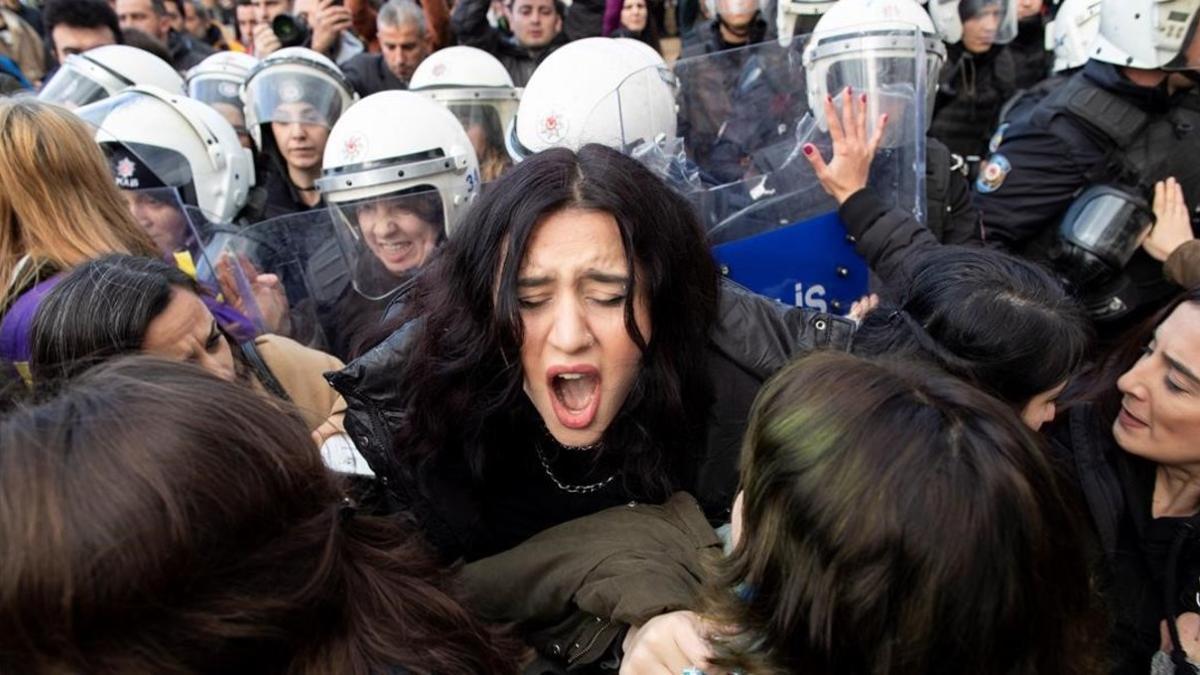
xmin=0 ymin=0 xmax=1199 ymax=672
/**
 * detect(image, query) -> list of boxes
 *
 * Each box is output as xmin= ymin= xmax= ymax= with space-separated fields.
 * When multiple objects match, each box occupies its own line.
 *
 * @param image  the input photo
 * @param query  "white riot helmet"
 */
xmin=927 ymin=0 xmax=1019 ymax=46
xmin=409 ymin=46 xmax=521 ymax=181
xmin=508 ymin=37 xmax=678 ymax=161
xmin=1046 ymin=0 xmax=1100 ymax=73
xmin=186 ymin=52 xmax=260 ymax=144
xmin=242 ymin=47 xmax=357 ymax=153
xmin=38 ymin=45 xmax=184 ymax=109
xmin=1091 ymin=0 xmax=1200 ymax=70
xmin=315 ymin=91 xmax=480 ymax=299
xmin=803 ymin=0 xmax=947 ymax=137
xmin=74 ymin=85 xmax=255 ymax=227
xmin=777 ymin=0 xmax=836 ymax=46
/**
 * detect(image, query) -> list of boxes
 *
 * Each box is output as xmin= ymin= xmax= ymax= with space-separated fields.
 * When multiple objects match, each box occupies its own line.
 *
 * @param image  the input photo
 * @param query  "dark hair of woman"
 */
xmin=28 ymin=254 xmax=250 ymax=384
xmin=384 ymin=143 xmax=719 ymax=499
xmin=701 ymin=350 xmax=1107 ymax=675
xmin=853 ymin=246 xmax=1093 ymax=407
xmin=0 ymin=356 xmax=523 ymax=674
xmin=613 ymin=17 xmax=662 ymax=58
xmin=1072 ymin=286 xmax=1200 ymax=420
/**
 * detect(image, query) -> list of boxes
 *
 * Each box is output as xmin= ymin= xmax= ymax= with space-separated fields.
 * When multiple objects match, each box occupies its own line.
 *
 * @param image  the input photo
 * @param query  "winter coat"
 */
xmin=0 ymin=8 xmax=43 ymax=83
xmin=1048 ymin=403 xmax=1200 ymax=674
xmin=1165 ymin=240 xmax=1200 ymax=290
xmin=249 ymin=334 xmax=346 ymax=434
xmin=837 ymin=135 xmax=982 ymax=292
xmin=326 ymin=278 xmax=855 ymax=559
xmin=461 ymin=492 xmax=721 ymax=671
xmin=930 ymin=43 xmax=1017 ymax=166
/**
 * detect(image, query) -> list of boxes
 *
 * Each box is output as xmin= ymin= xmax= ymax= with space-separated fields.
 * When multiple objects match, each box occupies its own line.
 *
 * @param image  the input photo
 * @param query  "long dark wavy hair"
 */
xmin=1069 ymin=286 xmax=1200 ymax=421
xmin=0 ymin=357 xmax=523 ymax=674
xmin=386 ymin=144 xmax=720 ymax=499
xmin=702 ymin=351 xmax=1107 ymax=675
xmin=854 ymin=246 xmax=1093 ymax=409
xmin=28 ymin=255 xmax=254 ymax=385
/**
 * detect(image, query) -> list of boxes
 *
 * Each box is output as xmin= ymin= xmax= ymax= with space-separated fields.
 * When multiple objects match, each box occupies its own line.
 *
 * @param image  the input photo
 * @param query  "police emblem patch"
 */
xmin=115 ymin=157 xmax=140 ymax=188
xmin=116 ymin=157 xmax=136 ymax=179
xmin=279 ymin=81 xmax=304 ymax=103
xmin=975 ymin=154 xmax=1011 ymax=194
xmin=537 ymin=111 xmax=568 ymax=145
xmin=342 ymin=134 xmax=365 ymax=162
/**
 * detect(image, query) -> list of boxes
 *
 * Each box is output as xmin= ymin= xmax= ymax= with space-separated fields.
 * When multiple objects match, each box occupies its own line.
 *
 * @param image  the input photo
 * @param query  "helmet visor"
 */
xmin=245 ymin=69 xmax=345 ymax=130
xmin=37 ymin=62 xmax=113 ymax=109
xmin=329 ymin=187 xmax=446 ymax=300
xmin=188 ymin=76 xmax=244 ymax=108
xmin=447 ymin=103 xmax=512 ymax=181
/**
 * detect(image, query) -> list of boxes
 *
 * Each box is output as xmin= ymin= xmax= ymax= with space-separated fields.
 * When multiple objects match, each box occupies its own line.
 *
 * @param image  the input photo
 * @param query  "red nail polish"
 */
xmin=803 ymin=144 xmax=815 ymax=156
xmin=861 ymin=93 xmax=868 ymax=103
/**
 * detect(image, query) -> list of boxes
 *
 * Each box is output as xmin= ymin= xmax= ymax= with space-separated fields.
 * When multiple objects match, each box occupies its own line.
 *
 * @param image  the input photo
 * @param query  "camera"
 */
xmin=272 ymin=13 xmax=310 ymax=48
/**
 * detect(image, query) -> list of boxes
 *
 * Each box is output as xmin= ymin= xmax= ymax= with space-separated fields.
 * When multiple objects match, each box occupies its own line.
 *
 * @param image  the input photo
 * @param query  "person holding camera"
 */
xmin=251 ymin=0 xmax=362 ymax=65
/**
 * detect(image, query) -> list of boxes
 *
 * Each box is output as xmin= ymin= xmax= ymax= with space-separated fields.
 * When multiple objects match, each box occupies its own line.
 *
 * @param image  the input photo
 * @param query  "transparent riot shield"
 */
xmin=668 ymin=28 xmax=928 ymax=313
xmin=199 ymin=209 xmax=402 ymax=361
xmin=194 ymin=210 xmax=336 ymax=349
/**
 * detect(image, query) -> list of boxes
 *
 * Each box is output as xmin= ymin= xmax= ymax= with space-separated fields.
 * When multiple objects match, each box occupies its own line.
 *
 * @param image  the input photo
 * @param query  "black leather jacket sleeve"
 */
xmin=451 ymin=0 xmax=501 ymax=53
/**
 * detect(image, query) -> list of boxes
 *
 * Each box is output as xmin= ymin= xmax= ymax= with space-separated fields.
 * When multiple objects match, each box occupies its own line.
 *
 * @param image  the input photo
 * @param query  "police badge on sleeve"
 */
xmin=976 ymin=154 xmax=1012 ymax=194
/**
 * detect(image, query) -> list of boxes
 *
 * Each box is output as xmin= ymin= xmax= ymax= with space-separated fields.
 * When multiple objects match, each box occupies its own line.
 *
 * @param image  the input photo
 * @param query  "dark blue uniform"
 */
xmin=972 ymin=60 xmax=1198 ymax=328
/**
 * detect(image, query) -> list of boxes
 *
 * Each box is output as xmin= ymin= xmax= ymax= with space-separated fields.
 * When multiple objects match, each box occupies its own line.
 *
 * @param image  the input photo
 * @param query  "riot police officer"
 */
xmin=803 ymin=0 xmax=982 ymax=288
xmin=974 ymin=0 xmax=1200 ymax=329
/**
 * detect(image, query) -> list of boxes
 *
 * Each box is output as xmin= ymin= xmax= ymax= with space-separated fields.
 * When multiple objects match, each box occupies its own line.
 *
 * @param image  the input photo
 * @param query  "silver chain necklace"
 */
xmin=534 ymin=444 xmax=616 ymax=495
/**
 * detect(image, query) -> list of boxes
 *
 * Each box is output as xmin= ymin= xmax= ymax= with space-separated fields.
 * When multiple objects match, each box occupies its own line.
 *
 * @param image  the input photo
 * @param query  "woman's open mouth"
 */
xmin=375 ymin=239 xmax=414 ymax=261
xmin=547 ymin=366 xmax=602 ymax=430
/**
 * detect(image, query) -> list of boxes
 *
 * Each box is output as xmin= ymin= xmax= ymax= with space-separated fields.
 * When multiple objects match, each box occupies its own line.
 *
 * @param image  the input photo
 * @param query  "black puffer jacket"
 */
xmin=1047 ymin=404 xmax=1200 ymax=675
xmin=1010 ymin=15 xmax=1051 ymax=90
xmin=326 ymin=278 xmax=856 ymax=550
xmin=837 ymin=136 xmax=983 ymax=293
xmin=930 ymin=43 xmax=1017 ymax=166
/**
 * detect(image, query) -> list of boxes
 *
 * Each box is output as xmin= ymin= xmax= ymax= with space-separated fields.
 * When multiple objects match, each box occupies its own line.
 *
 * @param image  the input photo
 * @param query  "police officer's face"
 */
xmin=717 ymin=0 xmax=756 ymax=31
xmin=962 ymin=4 xmax=1001 ymax=54
xmin=1114 ymin=303 xmax=1200 ymax=468
xmin=122 ymin=190 xmax=190 ymax=254
xmin=212 ymin=102 xmax=254 ymax=149
xmin=356 ymin=197 xmax=440 ymax=275
xmin=506 ymin=0 xmax=560 ymax=48
xmin=620 ymin=0 xmax=647 ymax=32
xmin=142 ymin=289 xmax=238 ymax=382
xmin=1016 ymin=0 xmax=1041 ymax=20
xmin=378 ymin=21 xmax=430 ymax=82
xmin=270 ymin=102 xmax=330 ymax=171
